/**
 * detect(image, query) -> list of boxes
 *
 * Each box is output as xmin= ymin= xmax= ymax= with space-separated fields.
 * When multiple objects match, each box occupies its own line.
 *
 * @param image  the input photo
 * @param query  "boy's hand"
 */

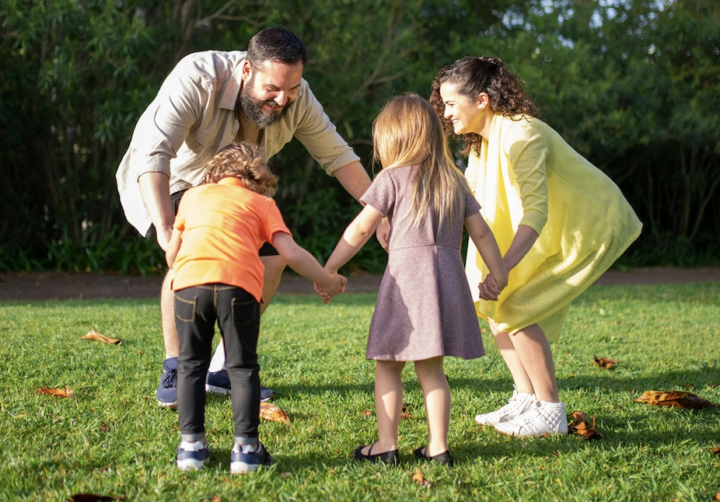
xmin=479 ymin=274 xmax=504 ymax=301
xmin=314 ymin=272 xmax=347 ymax=303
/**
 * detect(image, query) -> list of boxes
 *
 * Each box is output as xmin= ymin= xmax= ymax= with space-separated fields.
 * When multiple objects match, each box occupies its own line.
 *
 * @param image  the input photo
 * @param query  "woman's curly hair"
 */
xmin=429 ymin=56 xmax=540 ymax=156
xmin=204 ymin=142 xmax=278 ymax=195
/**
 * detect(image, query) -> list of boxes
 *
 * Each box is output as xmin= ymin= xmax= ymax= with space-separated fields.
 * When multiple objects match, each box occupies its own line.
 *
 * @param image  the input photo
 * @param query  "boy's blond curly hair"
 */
xmin=204 ymin=142 xmax=278 ymax=195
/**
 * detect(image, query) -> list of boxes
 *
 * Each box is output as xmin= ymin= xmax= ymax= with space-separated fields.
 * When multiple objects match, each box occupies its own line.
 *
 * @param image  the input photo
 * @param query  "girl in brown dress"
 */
xmin=321 ymin=94 xmax=508 ymax=466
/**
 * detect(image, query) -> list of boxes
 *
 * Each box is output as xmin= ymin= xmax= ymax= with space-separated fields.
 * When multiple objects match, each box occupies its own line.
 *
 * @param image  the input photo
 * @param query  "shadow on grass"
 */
xmin=264 ymin=366 xmax=720 ymax=400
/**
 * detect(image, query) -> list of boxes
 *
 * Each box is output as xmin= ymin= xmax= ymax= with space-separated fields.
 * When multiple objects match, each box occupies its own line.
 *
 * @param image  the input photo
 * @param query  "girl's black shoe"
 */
xmin=353 ymin=444 xmax=399 ymax=466
xmin=413 ymin=446 xmax=454 ymax=466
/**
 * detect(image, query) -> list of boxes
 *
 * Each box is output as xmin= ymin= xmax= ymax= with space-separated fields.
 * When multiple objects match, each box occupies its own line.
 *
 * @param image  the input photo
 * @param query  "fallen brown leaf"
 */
xmin=412 ymin=468 xmax=432 ymax=488
xmin=81 ymin=329 xmax=122 ymax=345
xmin=592 ymin=355 xmax=617 ymax=370
xmin=68 ymin=495 xmax=124 ymax=502
xmin=211 ymin=496 xmax=221 ymax=502
xmin=567 ymin=411 xmax=603 ymax=440
xmin=714 ymin=490 xmax=720 ymax=502
xmin=259 ymin=402 xmax=290 ymax=424
xmin=481 ymin=328 xmax=487 ymax=334
xmin=37 ymin=386 xmax=75 ymax=398
xmin=685 ymin=383 xmax=694 ymax=390
xmin=634 ymin=391 xmax=715 ymax=409
xmin=362 ymin=410 xmax=374 ymax=417
xmin=709 ymin=447 xmax=720 ymax=455
xmin=711 ymin=383 xmax=720 ymax=389
xmin=400 ymin=403 xmax=411 ymax=419
xmin=100 ymin=423 xmax=109 ymax=432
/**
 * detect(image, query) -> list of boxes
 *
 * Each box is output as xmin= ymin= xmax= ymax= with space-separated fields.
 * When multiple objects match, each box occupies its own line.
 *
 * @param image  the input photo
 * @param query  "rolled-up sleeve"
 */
xmin=131 ymin=71 xmax=207 ymax=180
xmin=504 ymin=123 xmax=549 ymax=236
xmin=293 ymin=86 xmax=360 ymax=175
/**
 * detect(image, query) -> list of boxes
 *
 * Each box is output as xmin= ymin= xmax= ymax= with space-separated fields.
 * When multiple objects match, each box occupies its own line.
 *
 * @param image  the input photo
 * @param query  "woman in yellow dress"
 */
xmin=430 ymin=57 xmax=642 ymax=437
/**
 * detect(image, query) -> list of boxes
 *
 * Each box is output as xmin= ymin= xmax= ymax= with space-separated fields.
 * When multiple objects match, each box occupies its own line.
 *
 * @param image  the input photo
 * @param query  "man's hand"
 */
xmin=156 ymin=225 xmax=173 ymax=252
xmin=376 ymin=217 xmax=391 ymax=251
xmin=138 ymin=172 xmax=174 ymax=251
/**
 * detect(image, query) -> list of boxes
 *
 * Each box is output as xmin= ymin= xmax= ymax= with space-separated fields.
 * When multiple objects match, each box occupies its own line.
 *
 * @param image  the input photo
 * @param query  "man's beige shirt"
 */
xmin=116 ymin=50 xmax=360 ymax=236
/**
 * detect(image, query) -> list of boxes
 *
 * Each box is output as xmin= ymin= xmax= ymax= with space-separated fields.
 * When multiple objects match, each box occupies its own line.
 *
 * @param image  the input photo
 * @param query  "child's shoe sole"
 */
xmin=177 ymin=457 xmax=210 ymax=471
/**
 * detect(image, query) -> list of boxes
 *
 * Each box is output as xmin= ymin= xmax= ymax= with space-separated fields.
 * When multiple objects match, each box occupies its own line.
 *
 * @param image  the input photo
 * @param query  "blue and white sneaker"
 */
xmin=177 ymin=440 xmax=210 ymax=471
xmin=230 ymin=442 xmax=273 ymax=474
xmin=157 ymin=357 xmax=178 ymax=408
xmin=205 ymin=370 xmax=276 ymax=402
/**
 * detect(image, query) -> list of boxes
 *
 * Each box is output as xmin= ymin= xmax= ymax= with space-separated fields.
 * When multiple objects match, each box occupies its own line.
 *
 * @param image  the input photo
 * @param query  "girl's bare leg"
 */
xmin=489 ymin=319 xmax=534 ymax=395
xmin=414 ymin=356 xmax=450 ymax=456
xmin=510 ymin=323 xmax=559 ymax=402
xmin=361 ymin=360 xmax=406 ymax=455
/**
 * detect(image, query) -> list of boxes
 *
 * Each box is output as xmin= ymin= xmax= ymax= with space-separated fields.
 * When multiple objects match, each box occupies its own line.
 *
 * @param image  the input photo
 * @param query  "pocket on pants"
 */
xmin=174 ymin=294 xmax=197 ymax=322
xmin=232 ymin=297 xmax=259 ymax=326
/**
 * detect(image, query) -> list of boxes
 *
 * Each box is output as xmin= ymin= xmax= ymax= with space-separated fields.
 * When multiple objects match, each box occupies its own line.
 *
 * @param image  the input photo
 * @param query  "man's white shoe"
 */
xmin=493 ymin=400 xmax=568 ymax=437
xmin=475 ymin=388 xmax=535 ymax=426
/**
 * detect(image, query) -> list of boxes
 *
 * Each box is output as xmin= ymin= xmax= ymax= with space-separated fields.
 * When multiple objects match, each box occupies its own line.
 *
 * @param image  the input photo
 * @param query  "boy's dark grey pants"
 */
xmin=174 ymin=284 xmax=261 ymax=438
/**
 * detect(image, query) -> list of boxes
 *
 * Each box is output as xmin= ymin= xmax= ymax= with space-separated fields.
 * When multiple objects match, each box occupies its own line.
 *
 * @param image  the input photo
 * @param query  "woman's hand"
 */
xmin=479 ymin=273 xmax=505 ymax=301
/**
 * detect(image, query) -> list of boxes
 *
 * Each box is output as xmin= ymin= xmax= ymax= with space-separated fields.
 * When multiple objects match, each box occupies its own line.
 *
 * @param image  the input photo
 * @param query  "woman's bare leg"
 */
xmin=510 ymin=323 xmax=559 ymax=402
xmin=489 ymin=319 xmax=534 ymax=395
xmin=414 ymin=357 xmax=451 ymax=456
xmin=361 ymin=360 xmax=405 ymax=455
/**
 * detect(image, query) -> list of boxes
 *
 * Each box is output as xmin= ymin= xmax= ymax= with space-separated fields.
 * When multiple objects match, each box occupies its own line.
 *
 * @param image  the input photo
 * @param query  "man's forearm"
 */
xmin=333 ymin=161 xmax=371 ymax=202
xmin=138 ymin=172 xmax=174 ymax=249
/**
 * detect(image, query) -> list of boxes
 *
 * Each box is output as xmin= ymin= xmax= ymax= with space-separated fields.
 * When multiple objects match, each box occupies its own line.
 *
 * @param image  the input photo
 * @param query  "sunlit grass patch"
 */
xmin=0 ymin=283 xmax=718 ymax=501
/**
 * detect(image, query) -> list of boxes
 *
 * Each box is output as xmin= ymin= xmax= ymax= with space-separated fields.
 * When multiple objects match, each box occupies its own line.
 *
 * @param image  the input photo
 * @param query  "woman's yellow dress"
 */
xmin=465 ymin=114 xmax=642 ymax=342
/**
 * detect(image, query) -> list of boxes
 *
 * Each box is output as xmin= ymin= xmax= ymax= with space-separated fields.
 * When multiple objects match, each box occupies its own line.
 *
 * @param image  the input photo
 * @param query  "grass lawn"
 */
xmin=1 ymin=283 xmax=719 ymax=501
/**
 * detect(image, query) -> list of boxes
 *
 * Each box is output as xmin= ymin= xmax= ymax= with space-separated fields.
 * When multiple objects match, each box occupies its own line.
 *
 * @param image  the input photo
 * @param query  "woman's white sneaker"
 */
xmin=493 ymin=400 xmax=568 ymax=437
xmin=475 ymin=389 xmax=535 ymax=426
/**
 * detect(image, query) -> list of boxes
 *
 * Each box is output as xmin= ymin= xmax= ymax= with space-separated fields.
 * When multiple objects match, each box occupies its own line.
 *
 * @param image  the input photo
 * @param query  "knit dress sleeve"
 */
xmin=360 ymin=170 xmax=396 ymax=217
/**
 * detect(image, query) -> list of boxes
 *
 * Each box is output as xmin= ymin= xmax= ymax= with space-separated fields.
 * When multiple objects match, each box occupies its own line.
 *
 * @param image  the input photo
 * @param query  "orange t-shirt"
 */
xmin=171 ymin=177 xmax=291 ymax=301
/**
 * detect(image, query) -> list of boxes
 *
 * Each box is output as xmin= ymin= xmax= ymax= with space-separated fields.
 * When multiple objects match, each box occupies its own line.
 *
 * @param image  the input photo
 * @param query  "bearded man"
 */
xmin=116 ymin=27 xmax=379 ymax=408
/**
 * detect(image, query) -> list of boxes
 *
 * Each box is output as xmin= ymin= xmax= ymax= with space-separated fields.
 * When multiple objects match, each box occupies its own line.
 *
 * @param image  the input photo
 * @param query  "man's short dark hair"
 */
xmin=247 ymin=28 xmax=307 ymax=68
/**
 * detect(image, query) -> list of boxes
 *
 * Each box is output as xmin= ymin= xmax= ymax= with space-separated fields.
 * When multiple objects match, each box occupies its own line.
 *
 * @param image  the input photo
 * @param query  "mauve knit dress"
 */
xmin=360 ymin=165 xmax=484 ymax=361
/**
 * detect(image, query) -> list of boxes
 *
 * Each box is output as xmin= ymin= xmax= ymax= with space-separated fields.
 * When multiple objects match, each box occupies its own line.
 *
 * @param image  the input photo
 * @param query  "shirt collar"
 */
xmin=217 ymin=177 xmax=246 ymax=188
xmin=219 ymin=63 xmax=244 ymax=111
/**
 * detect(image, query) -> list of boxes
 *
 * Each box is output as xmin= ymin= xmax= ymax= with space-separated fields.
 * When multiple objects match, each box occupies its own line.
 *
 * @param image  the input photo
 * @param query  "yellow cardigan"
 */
xmin=465 ymin=114 xmax=642 ymax=342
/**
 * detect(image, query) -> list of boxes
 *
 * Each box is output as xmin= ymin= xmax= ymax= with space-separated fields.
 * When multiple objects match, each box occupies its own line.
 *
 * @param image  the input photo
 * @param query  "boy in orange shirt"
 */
xmin=166 ymin=143 xmax=345 ymax=473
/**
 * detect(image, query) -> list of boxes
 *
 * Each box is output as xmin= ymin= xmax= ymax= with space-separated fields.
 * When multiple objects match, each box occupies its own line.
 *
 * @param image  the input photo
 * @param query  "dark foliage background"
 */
xmin=1 ymin=0 xmax=718 ymax=274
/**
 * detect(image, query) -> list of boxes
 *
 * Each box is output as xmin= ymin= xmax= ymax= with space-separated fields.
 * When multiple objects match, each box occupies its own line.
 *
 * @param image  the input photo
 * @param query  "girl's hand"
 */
xmin=314 ymin=272 xmax=347 ymax=303
xmin=480 ymin=274 xmax=502 ymax=301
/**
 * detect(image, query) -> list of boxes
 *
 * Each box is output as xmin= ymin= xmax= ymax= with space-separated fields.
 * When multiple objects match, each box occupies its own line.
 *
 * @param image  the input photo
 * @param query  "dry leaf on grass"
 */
xmin=412 ymin=468 xmax=432 ymax=488
xmin=260 ymin=402 xmax=289 ymax=424
xmin=400 ymin=403 xmax=411 ymax=419
xmin=713 ymin=490 xmax=720 ymax=502
xmin=711 ymin=383 xmax=720 ymax=389
xmin=211 ymin=496 xmax=221 ymax=502
xmin=481 ymin=328 xmax=487 ymax=334
xmin=685 ymin=383 xmax=694 ymax=390
xmin=592 ymin=355 xmax=617 ymax=370
xmin=81 ymin=329 xmax=122 ymax=345
xmin=567 ymin=411 xmax=603 ymax=440
xmin=362 ymin=410 xmax=374 ymax=417
xmin=68 ymin=495 xmax=124 ymax=502
xmin=280 ymin=472 xmax=292 ymax=478
xmin=709 ymin=447 xmax=720 ymax=455
xmin=634 ymin=391 xmax=715 ymax=409
xmin=37 ymin=386 xmax=75 ymax=398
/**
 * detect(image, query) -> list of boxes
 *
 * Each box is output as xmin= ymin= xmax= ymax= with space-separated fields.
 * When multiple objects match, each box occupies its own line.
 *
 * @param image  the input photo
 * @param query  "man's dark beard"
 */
xmin=239 ymin=74 xmax=293 ymax=128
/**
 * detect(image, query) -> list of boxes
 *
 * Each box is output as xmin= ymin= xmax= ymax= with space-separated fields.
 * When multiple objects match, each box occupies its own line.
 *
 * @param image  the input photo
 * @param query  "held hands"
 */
xmin=314 ymin=270 xmax=347 ymax=304
xmin=479 ymin=273 xmax=507 ymax=302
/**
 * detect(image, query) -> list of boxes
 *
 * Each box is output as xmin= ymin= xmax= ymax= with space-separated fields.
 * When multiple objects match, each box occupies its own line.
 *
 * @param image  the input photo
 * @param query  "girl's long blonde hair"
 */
xmin=373 ymin=94 xmax=472 ymax=228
